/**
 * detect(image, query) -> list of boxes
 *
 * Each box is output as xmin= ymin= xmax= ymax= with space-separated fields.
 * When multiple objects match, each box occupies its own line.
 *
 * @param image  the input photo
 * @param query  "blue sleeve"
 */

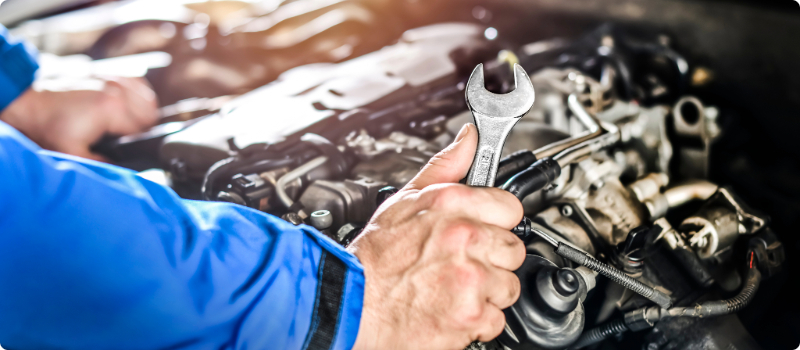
xmin=0 ymin=120 xmax=364 ymax=350
xmin=0 ymin=25 xmax=39 ymax=111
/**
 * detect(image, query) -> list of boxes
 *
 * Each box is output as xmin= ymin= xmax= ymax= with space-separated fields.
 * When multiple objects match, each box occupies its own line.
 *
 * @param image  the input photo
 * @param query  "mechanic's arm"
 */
xmin=0 ymin=120 xmax=365 ymax=350
xmin=0 ymin=118 xmax=523 ymax=350
xmin=0 ymin=24 xmax=158 ymax=160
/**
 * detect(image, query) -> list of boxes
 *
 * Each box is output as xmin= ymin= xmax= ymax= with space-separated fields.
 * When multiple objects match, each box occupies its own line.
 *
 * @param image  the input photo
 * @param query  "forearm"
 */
xmin=0 ymin=121 xmax=363 ymax=350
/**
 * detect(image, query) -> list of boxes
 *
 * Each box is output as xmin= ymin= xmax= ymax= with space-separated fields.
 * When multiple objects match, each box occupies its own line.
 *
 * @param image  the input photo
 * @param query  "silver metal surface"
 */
xmin=530 ymin=93 xmax=620 ymax=169
xmin=672 ymin=96 xmax=721 ymax=179
xmin=465 ymin=63 xmax=535 ymax=187
xmin=550 ymin=96 xmax=620 ymax=168
xmin=531 ymin=227 xmax=561 ymax=247
xmin=276 ymin=156 xmax=329 ymax=209
xmin=532 ymin=94 xmax=601 ymax=160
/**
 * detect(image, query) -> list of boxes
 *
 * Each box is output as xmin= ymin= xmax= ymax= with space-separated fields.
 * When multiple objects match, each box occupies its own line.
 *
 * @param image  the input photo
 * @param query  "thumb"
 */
xmin=403 ymin=123 xmax=477 ymax=191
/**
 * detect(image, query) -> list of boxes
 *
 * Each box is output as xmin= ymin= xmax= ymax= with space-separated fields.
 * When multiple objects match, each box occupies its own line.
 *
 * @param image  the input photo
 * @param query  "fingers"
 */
xmin=117 ymin=77 xmax=159 ymax=127
xmin=403 ymin=123 xmax=477 ymax=191
xmin=417 ymin=183 xmax=523 ymax=229
xmin=434 ymin=217 xmax=524 ymax=272
xmin=479 ymin=224 xmax=526 ymax=271
xmin=474 ymin=304 xmax=506 ymax=342
xmin=446 ymin=259 xmax=510 ymax=341
xmin=102 ymin=78 xmax=159 ymax=133
xmin=435 ymin=218 xmax=523 ymax=305
xmin=483 ymin=267 xmax=521 ymax=309
xmin=95 ymin=85 xmax=141 ymax=136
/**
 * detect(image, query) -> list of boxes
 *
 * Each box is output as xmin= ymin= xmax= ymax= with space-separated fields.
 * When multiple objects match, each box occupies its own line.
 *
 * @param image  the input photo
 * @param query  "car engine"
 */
xmin=7 ymin=0 xmax=800 ymax=349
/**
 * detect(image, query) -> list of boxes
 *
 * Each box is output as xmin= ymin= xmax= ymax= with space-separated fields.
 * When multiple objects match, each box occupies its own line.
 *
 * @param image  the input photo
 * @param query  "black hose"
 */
xmin=666 ymin=263 xmax=761 ymax=318
xmin=571 ymin=318 xmax=628 ymax=349
xmin=571 ymin=253 xmax=763 ymax=349
xmin=496 ymin=150 xmax=537 ymax=185
xmin=501 ymin=157 xmax=561 ymax=200
xmin=725 ymin=267 xmax=761 ymax=313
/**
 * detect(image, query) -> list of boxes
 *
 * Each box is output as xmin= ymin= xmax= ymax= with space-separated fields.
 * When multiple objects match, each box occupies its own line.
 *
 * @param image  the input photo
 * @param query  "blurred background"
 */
xmin=2 ymin=1 xmax=800 ymax=349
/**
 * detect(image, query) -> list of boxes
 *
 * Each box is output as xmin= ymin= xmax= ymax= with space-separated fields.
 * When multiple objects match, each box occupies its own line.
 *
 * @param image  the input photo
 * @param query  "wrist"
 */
xmin=1 ymin=88 xmax=38 ymax=134
xmin=351 ymin=237 xmax=390 ymax=350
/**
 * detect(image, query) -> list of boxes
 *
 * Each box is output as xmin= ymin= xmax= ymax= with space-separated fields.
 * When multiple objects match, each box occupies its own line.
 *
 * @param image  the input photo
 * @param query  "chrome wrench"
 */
xmin=465 ymin=63 xmax=535 ymax=187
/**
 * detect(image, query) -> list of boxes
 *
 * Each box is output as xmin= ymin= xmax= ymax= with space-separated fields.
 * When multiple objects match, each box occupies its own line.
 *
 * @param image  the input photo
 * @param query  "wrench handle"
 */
xmin=466 ymin=114 xmax=522 ymax=187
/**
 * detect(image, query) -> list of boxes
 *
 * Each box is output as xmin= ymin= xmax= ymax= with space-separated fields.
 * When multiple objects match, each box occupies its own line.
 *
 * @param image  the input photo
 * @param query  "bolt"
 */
xmin=281 ymin=212 xmax=304 ymax=226
xmin=561 ymin=205 xmax=574 ymax=217
xmin=309 ymin=210 xmax=333 ymax=230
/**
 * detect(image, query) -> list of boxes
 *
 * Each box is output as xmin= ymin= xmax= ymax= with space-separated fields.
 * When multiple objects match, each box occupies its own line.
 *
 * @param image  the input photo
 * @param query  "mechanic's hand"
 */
xmin=349 ymin=124 xmax=525 ymax=350
xmin=0 ymin=76 xmax=158 ymax=160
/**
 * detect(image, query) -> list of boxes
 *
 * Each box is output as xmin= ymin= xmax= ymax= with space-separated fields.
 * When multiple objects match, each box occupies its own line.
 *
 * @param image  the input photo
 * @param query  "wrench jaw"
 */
xmin=465 ymin=63 xmax=536 ymax=120
xmin=464 ymin=63 xmax=535 ymax=187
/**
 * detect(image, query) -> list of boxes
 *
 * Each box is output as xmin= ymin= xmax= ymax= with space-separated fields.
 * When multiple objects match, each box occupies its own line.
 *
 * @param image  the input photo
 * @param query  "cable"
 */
xmin=665 ymin=258 xmax=761 ymax=318
xmin=571 ymin=318 xmax=628 ymax=349
xmin=571 ymin=251 xmax=763 ymax=349
xmin=556 ymin=243 xmax=673 ymax=309
xmin=514 ymin=218 xmax=672 ymax=309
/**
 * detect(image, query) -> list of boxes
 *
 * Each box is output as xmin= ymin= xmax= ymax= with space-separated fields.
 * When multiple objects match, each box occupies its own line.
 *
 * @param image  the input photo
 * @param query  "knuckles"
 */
xmin=450 ymin=260 xmax=487 ymax=289
xmin=486 ymin=309 xmax=507 ymax=339
xmin=486 ymin=187 xmax=524 ymax=222
xmin=423 ymin=184 xmax=475 ymax=209
xmin=94 ymin=90 xmax=125 ymax=116
xmin=507 ymin=274 xmax=522 ymax=306
xmin=438 ymin=219 xmax=481 ymax=249
xmin=451 ymin=297 xmax=485 ymax=325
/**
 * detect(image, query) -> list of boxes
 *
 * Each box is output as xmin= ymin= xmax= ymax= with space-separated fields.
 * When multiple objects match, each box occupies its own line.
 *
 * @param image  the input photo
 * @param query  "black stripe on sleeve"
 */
xmin=302 ymin=251 xmax=348 ymax=350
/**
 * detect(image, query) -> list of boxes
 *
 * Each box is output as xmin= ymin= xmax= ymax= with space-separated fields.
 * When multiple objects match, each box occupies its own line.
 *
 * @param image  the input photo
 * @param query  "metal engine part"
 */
xmin=160 ymin=25 xmax=779 ymax=350
xmin=679 ymin=187 xmax=768 ymax=260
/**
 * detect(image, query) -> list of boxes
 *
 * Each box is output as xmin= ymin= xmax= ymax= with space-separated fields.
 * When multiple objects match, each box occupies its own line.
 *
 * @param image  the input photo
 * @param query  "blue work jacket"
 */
xmin=0 ymin=25 xmax=364 ymax=350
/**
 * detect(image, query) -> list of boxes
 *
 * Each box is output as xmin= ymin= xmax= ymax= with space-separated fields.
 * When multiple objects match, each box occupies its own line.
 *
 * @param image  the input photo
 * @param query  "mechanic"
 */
xmin=0 ymin=25 xmax=525 ymax=349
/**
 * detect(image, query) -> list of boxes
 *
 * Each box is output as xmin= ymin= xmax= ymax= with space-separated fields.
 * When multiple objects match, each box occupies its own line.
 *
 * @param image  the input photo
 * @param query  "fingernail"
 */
xmin=455 ymin=123 xmax=472 ymax=142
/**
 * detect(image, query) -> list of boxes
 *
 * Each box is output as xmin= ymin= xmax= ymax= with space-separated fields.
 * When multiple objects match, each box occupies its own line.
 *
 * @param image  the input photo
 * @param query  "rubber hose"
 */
xmin=726 ymin=267 xmax=761 ymax=312
xmin=667 ymin=266 xmax=761 ymax=318
xmin=496 ymin=150 xmax=537 ymax=185
xmin=570 ymin=318 xmax=629 ymax=349
xmin=571 ymin=254 xmax=763 ymax=348
xmin=501 ymin=157 xmax=561 ymax=200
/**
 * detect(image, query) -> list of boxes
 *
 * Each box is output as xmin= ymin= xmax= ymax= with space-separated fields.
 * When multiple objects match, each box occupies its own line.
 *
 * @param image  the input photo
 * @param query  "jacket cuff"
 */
xmin=0 ymin=27 xmax=39 ymax=111
xmin=301 ymin=226 xmax=365 ymax=350
xmin=331 ymin=255 xmax=365 ymax=350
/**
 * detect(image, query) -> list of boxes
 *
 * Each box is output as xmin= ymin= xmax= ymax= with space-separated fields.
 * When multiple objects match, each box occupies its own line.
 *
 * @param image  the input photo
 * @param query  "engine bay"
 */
xmin=7 ymin=0 xmax=800 ymax=349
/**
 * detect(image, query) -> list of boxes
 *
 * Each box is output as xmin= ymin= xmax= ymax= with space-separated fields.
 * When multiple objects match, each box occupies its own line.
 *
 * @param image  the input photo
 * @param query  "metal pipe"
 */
xmin=552 ymin=122 xmax=619 ymax=167
xmin=531 ymin=227 xmax=561 ymax=247
xmin=535 ymin=94 xmax=620 ymax=168
xmin=664 ymin=180 xmax=718 ymax=208
xmin=276 ymin=156 xmax=328 ymax=208
xmin=532 ymin=95 xmax=602 ymax=159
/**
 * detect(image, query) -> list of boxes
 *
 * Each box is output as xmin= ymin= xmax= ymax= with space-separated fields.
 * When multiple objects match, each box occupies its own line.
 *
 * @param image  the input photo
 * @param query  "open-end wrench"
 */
xmin=465 ymin=63 xmax=535 ymax=187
